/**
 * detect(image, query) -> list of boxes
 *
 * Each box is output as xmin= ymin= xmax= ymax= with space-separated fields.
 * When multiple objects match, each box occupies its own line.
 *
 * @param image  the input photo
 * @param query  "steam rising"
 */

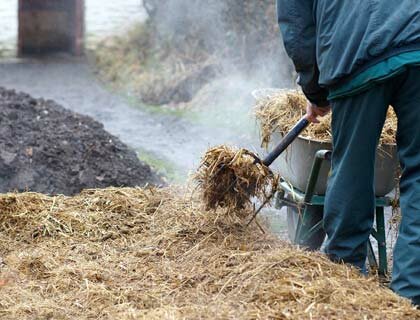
xmin=143 ymin=0 xmax=295 ymax=136
xmin=144 ymin=0 xmax=294 ymax=85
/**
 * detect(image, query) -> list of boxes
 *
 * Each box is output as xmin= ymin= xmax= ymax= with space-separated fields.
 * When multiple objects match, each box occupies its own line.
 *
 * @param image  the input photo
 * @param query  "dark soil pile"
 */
xmin=0 ymin=88 xmax=163 ymax=195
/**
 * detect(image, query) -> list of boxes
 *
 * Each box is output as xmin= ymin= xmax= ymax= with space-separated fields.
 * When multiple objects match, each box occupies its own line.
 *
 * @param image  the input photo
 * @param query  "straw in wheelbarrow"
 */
xmin=254 ymin=89 xmax=398 ymax=148
xmin=195 ymin=117 xmax=309 ymax=212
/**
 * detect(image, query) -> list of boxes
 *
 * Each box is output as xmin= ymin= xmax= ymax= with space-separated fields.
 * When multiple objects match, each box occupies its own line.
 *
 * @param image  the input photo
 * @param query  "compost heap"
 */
xmin=195 ymin=145 xmax=278 ymax=212
xmin=0 ymin=88 xmax=162 ymax=195
xmin=0 ymin=187 xmax=417 ymax=319
xmin=254 ymin=90 xmax=398 ymax=148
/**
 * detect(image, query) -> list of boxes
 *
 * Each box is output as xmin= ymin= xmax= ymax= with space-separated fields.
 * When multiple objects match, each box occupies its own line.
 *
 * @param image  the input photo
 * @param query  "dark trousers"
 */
xmin=324 ymin=66 xmax=420 ymax=304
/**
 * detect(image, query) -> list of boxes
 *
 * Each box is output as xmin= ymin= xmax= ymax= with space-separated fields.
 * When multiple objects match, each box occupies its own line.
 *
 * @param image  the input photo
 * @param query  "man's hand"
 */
xmin=306 ymin=101 xmax=331 ymax=123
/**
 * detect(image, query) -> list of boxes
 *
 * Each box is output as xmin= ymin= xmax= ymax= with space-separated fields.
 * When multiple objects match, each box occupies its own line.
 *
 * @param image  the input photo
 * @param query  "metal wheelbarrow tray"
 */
xmin=271 ymin=134 xmax=399 ymax=196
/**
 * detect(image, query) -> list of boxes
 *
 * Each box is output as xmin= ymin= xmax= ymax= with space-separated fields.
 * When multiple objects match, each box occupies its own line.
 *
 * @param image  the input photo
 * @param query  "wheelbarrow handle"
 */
xmin=262 ymin=116 xmax=310 ymax=167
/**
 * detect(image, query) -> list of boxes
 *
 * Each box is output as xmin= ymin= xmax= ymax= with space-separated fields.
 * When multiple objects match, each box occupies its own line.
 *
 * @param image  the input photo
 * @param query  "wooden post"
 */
xmin=74 ymin=0 xmax=85 ymax=56
xmin=18 ymin=0 xmax=85 ymax=56
xmin=17 ymin=0 xmax=24 ymax=56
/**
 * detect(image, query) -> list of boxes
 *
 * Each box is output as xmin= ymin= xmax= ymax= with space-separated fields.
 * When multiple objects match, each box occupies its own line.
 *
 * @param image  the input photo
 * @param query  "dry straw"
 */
xmin=254 ymin=90 xmax=398 ymax=148
xmin=0 ymin=187 xmax=418 ymax=319
xmin=194 ymin=145 xmax=278 ymax=212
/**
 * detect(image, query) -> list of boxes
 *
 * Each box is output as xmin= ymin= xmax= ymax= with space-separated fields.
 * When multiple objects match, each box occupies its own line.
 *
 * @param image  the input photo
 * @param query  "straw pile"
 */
xmin=0 ymin=187 xmax=417 ymax=319
xmin=254 ymin=90 xmax=398 ymax=148
xmin=194 ymin=145 xmax=278 ymax=212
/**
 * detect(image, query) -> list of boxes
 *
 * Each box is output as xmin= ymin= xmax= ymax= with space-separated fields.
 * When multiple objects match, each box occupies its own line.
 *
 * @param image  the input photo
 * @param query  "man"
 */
xmin=277 ymin=0 xmax=420 ymax=305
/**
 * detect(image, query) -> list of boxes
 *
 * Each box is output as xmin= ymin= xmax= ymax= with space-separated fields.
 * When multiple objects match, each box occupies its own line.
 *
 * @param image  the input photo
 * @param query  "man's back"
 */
xmin=278 ymin=0 xmax=420 ymax=90
xmin=314 ymin=0 xmax=420 ymax=86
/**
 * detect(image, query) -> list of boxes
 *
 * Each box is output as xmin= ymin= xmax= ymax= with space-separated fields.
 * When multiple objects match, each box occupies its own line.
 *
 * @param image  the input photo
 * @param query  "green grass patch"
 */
xmin=122 ymin=93 xmax=195 ymax=119
xmin=137 ymin=148 xmax=186 ymax=184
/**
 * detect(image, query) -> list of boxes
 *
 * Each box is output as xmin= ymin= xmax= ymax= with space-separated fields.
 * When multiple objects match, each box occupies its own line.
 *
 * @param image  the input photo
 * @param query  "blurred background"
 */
xmin=0 ymin=0 xmax=295 ymax=184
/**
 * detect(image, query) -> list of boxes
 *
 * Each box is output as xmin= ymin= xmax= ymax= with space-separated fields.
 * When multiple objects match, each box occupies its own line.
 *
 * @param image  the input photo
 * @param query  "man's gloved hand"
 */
xmin=306 ymin=101 xmax=331 ymax=123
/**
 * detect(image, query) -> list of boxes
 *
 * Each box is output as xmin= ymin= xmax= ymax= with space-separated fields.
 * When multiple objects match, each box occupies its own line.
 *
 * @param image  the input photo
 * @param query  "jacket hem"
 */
xmin=326 ymin=43 xmax=420 ymax=90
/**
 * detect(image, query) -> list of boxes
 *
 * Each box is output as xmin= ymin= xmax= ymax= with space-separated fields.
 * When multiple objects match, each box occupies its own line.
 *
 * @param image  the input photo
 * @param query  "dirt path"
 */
xmin=0 ymin=57 xmax=260 ymax=181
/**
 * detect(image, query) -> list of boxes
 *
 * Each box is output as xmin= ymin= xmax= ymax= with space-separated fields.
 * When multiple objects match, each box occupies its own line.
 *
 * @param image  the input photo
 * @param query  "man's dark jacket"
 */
xmin=277 ymin=0 xmax=420 ymax=106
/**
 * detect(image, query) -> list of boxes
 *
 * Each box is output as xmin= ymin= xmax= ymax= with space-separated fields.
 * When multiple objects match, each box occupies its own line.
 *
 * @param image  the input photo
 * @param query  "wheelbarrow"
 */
xmin=273 ymin=136 xmax=399 ymax=276
xmin=252 ymin=88 xmax=400 ymax=276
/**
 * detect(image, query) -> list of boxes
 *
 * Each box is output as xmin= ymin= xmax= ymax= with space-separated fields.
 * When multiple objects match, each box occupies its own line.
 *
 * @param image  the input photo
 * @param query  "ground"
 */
xmin=0 ymin=0 xmax=399 ymax=276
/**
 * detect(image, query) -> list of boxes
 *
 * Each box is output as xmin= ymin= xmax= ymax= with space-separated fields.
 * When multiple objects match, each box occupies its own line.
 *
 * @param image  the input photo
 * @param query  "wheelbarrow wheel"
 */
xmin=286 ymin=204 xmax=326 ymax=251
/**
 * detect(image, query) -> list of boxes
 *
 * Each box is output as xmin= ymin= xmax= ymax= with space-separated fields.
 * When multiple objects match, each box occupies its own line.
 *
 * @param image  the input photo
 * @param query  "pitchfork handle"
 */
xmin=262 ymin=117 xmax=310 ymax=167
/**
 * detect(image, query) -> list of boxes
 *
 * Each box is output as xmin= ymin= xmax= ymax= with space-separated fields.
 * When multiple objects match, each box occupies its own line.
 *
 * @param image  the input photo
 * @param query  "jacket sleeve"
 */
xmin=277 ymin=0 xmax=329 ymax=106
